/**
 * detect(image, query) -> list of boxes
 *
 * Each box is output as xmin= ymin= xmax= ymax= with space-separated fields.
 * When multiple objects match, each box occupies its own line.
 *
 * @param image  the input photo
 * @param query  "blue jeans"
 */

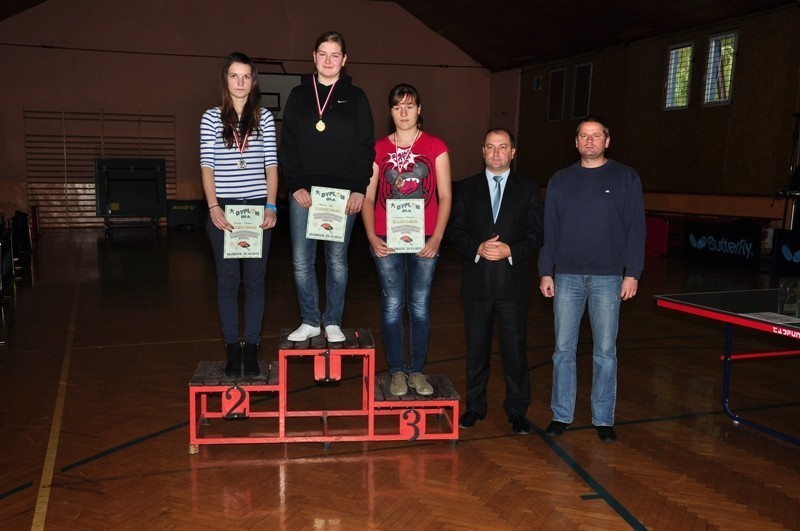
xmin=551 ymin=274 xmax=621 ymax=426
xmin=371 ymin=247 xmax=439 ymax=375
xmin=289 ymin=198 xmax=355 ymax=327
xmin=207 ymin=198 xmax=271 ymax=344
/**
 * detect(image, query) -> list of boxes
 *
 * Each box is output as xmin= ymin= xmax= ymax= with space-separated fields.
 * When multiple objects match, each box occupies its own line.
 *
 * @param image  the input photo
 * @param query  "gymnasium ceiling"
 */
xmin=0 ymin=0 xmax=46 ymax=22
xmin=2 ymin=0 xmax=797 ymax=72
xmin=383 ymin=0 xmax=797 ymax=71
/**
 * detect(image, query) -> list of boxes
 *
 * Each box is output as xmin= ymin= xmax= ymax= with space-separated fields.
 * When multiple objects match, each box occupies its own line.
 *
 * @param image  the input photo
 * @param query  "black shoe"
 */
xmin=458 ymin=410 xmax=484 ymax=428
xmin=224 ymin=342 xmax=242 ymax=377
xmin=242 ymin=342 xmax=260 ymax=377
xmin=545 ymin=421 xmax=570 ymax=437
xmin=509 ymin=415 xmax=531 ymax=435
xmin=596 ymin=426 xmax=617 ymax=442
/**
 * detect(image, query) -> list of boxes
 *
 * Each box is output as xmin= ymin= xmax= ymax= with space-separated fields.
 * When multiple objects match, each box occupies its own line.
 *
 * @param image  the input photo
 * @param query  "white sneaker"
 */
xmin=324 ymin=324 xmax=346 ymax=342
xmin=287 ymin=324 xmax=321 ymax=341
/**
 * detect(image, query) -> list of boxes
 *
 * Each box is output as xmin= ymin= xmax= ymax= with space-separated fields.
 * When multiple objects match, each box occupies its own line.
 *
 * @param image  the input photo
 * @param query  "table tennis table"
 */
xmin=655 ymin=289 xmax=800 ymax=447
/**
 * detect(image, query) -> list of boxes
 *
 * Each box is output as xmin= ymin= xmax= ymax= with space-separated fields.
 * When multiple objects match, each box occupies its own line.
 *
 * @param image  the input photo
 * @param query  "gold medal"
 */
xmin=313 ymin=77 xmax=337 ymax=134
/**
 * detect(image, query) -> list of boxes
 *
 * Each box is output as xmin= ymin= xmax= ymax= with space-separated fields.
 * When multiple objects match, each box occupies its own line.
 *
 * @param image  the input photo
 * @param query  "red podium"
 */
xmin=188 ymin=328 xmax=459 ymax=452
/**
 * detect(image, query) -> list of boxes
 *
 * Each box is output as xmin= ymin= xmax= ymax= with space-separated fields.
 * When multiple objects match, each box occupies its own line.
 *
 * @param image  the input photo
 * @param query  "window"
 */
xmin=703 ymin=31 xmax=738 ymax=104
xmin=547 ymin=68 xmax=565 ymax=121
xmin=664 ymin=43 xmax=692 ymax=109
xmin=571 ymin=62 xmax=592 ymax=118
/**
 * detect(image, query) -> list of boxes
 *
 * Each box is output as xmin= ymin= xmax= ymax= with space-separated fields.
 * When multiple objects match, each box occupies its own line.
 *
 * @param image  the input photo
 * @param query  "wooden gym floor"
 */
xmin=0 ymin=219 xmax=798 ymax=530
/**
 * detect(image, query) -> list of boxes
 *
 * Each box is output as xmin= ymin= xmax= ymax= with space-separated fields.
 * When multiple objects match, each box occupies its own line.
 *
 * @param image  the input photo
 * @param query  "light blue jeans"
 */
xmin=551 ymin=273 xmax=621 ymax=426
xmin=371 ymin=247 xmax=439 ymax=375
xmin=289 ymin=198 xmax=355 ymax=327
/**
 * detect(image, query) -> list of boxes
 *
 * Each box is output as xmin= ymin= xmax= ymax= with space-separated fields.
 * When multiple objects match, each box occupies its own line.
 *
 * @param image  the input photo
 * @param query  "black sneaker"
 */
xmin=510 ymin=415 xmax=531 ymax=435
xmin=545 ymin=421 xmax=570 ymax=437
xmin=596 ymin=426 xmax=617 ymax=442
xmin=458 ymin=410 xmax=484 ymax=428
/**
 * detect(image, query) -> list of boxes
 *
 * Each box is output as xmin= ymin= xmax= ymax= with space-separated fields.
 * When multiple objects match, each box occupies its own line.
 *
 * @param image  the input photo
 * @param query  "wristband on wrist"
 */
xmin=265 ymin=203 xmax=277 ymax=213
xmin=209 ymin=204 xmax=220 ymax=211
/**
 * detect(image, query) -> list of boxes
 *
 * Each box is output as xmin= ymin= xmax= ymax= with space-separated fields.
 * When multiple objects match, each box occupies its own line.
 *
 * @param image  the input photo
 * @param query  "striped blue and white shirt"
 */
xmin=200 ymin=107 xmax=278 ymax=199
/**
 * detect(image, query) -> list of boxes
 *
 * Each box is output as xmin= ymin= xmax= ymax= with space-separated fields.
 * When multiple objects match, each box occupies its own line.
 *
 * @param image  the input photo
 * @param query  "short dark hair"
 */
xmin=575 ymin=115 xmax=610 ymax=138
xmin=483 ymin=127 xmax=516 ymax=148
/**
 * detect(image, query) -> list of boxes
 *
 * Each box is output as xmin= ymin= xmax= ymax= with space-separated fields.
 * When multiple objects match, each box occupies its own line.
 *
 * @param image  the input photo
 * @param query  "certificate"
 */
xmin=223 ymin=205 xmax=264 ymax=259
xmin=386 ymin=198 xmax=424 ymax=253
xmin=306 ymin=186 xmax=350 ymax=242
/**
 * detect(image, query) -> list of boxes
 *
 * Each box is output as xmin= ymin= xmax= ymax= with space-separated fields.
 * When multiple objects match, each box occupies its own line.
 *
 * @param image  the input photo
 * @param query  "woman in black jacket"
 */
xmin=279 ymin=30 xmax=375 ymax=343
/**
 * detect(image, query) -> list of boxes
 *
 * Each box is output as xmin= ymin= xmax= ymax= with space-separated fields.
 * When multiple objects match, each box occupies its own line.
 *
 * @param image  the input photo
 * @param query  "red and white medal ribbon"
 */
xmin=233 ymin=129 xmax=250 ymax=169
xmin=313 ymin=78 xmax=337 ymax=132
xmin=394 ymin=130 xmax=421 ymax=171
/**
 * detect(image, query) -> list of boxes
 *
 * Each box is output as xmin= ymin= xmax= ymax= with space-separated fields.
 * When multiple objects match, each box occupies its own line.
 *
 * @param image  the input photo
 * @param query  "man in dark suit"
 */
xmin=448 ymin=128 xmax=544 ymax=435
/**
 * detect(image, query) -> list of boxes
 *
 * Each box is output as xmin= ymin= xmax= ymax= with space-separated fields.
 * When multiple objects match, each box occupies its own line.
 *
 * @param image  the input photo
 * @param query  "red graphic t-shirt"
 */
xmin=372 ymin=131 xmax=448 ymax=237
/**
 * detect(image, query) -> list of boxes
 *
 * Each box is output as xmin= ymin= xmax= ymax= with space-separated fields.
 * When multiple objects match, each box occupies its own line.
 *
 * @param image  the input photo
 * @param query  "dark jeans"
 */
xmin=208 ymin=197 xmax=271 ymax=344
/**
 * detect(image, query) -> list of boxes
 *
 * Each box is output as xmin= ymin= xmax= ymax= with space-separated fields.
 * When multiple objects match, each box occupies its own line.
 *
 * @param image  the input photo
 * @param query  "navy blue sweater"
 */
xmin=537 ymin=159 xmax=645 ymax=279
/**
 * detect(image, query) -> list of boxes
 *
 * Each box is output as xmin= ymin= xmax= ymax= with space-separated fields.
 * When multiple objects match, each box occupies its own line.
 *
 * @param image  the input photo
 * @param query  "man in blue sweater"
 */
xmin=538 ymin=116 xmax=645 ymax=442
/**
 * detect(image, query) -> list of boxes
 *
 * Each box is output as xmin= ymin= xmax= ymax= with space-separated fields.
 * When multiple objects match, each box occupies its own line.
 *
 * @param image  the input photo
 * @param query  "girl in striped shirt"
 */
xmin=200 ymin=52 xmax=278 ymax=377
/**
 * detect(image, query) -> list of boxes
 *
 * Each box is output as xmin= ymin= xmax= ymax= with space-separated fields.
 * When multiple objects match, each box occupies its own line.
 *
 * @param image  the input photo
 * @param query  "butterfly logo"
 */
xmin=688 ymin=234 xmax=707 ymax=250
xmin=780 ymin=245 xmax=800 ymax=263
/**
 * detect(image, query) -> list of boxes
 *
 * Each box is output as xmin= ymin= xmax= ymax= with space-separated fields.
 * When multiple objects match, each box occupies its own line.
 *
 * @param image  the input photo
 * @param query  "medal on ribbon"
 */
xmin=394 ymin=130 xmax=421 ymax=171
xmin=234 ymin=129 xmax=250 ymax=169
xmin=313 ymin=77 xmax=337 ymax=133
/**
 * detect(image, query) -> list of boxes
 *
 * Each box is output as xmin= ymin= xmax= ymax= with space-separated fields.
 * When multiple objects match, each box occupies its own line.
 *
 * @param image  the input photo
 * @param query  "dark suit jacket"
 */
xmin=448 ymin=171 xmax=544 ymax=301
